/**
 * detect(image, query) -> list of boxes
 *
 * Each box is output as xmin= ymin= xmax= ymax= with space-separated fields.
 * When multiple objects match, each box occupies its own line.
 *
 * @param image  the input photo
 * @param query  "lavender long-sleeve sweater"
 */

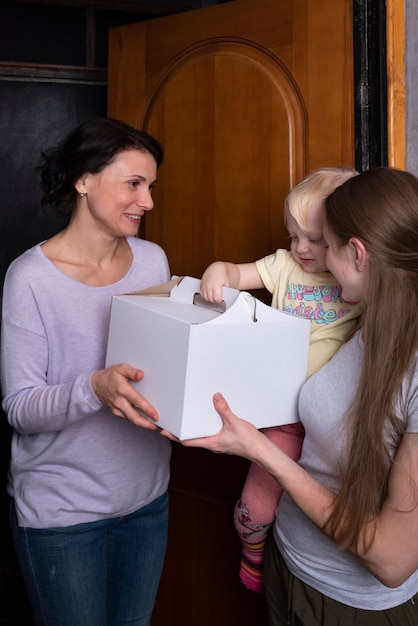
xmin=1 ymin=237 xmax=171 ymax=528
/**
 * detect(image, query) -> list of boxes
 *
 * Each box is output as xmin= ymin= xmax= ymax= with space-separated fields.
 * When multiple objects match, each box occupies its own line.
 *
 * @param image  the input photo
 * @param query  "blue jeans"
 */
xmin=11 ymin=492 xmax=169 ymax=626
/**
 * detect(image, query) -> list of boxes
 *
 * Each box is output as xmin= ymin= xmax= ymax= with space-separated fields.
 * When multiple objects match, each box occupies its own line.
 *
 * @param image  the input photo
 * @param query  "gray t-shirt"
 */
xmin=274 ymin=330 xmax=418 ymax=609
xmin=1 ymin=236 xmax=172 ymax=528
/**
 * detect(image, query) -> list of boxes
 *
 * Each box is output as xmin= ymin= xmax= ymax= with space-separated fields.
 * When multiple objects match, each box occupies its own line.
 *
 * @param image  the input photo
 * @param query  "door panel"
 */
xmin=108 ymin=2 xmax=353 ymax=624
xmin=143 ymin=40 xmax=306 ymax=273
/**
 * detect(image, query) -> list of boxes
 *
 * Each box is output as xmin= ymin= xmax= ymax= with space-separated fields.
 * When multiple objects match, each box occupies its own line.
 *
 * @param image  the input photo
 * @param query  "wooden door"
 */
xmin=108 ymin=1 xmax=354 ymax=624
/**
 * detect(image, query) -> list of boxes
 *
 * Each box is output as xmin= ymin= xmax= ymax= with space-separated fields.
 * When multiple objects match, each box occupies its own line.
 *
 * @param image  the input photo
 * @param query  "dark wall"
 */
xmin=0 ymin=81 xmax=107 ymax=285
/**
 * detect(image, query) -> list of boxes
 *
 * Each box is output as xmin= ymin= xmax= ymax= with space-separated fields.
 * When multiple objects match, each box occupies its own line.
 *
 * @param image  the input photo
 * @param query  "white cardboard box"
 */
xmin=105 ymin=276 xmax=310 ymax=440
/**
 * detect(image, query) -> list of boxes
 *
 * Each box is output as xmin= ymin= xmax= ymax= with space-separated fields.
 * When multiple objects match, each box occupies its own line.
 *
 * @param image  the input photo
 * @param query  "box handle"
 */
xmin=193 ymin=293 xmax=226 ymax=314
xmin=193 ymin=292 xmax=258 ymax=322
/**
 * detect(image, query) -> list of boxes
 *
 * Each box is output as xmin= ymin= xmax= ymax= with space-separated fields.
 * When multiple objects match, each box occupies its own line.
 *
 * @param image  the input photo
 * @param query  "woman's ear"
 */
xmin=348 ymin=237 xmax=369 ymax=272
xmin=74 ymin=175 xmax=88 ymax=196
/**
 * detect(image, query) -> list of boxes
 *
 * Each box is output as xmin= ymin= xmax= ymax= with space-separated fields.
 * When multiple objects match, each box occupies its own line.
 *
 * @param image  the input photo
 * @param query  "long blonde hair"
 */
xmin=324 ymin=167 xmax=418 ymax=550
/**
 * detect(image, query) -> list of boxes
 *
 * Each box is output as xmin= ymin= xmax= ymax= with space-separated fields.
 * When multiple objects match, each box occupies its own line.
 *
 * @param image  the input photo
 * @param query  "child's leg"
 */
xmin=234 ymin=422 xmax=305 ymax=592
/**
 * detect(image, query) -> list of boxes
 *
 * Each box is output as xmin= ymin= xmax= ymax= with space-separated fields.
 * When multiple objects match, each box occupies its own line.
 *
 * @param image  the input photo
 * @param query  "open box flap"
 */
xmin=122 ymin=276 xmax=184 ymax=297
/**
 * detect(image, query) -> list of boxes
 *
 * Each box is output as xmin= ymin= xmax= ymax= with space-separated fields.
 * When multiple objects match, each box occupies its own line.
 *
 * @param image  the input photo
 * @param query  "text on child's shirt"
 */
xmin=284 ymin=282 xmax=352 ymax=324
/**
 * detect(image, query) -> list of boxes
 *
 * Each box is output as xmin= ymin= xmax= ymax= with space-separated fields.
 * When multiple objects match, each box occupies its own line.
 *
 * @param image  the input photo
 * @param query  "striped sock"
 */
xmin=239 ymin=538 xmax=265 ymax=593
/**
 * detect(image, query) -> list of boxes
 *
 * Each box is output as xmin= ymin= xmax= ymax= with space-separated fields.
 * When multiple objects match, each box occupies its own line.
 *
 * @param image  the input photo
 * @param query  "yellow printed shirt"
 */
xmin=256 ymin=249 xmax=364 ymax=378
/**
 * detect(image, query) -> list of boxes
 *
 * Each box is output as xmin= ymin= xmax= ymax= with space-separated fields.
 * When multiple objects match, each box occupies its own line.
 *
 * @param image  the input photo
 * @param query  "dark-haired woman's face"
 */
xmin=78 ymin=149 xmax=157 ymax=237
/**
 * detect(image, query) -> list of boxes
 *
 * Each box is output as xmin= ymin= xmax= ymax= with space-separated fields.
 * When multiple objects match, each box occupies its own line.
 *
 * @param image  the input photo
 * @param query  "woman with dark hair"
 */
xmin=1 ymin=117 xmax=171 ymax=625
xmin=165 ymin=167 xmax=418 ymax=625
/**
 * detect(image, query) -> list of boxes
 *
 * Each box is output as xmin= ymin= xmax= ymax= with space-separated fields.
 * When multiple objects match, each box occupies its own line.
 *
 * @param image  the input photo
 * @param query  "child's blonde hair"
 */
xmin=285 ymin=166 xmax=359 ymax=230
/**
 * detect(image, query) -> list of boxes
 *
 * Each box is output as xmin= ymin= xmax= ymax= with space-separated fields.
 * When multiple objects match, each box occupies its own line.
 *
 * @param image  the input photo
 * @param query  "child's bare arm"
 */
xmin=200 ymin=262 xmax=264 ymax=302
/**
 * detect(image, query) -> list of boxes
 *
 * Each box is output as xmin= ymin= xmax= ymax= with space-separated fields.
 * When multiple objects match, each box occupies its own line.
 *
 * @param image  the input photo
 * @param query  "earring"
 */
xmin=79 ymin=192 xmax=86 ymax=197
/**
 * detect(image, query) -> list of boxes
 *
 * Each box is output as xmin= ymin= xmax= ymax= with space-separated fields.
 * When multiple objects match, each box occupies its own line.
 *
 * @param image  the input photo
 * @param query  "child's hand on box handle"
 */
xmin=90 ymin=364 xmax=159 ymax=429
xmin=200 ymin=261 xmax=239 ymax=303
xmin=200 ymin=261 xmax=263 ymax=303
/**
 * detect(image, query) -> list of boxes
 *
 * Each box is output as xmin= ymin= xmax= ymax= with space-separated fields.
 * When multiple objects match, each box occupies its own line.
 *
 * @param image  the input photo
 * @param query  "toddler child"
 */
xmin=200 ymin=167 xmax=364 ymax=592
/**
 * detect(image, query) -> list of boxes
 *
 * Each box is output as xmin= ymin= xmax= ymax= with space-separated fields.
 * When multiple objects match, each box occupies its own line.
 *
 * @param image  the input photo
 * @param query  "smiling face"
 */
xmin=285 ymin=204 xmax=328 ymax=273
xmin=76 ymin=149 xmax=158 ymax=238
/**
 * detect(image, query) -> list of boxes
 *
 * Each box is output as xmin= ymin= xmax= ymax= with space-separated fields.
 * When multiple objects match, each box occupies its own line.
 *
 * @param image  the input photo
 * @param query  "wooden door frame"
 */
xmin=386 ymin=0 xmax=406 ymax=169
